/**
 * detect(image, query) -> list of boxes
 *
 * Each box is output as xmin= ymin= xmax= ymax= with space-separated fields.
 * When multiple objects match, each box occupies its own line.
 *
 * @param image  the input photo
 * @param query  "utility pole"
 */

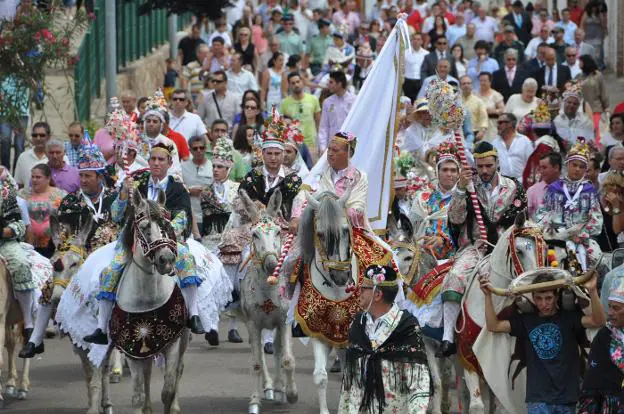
xmin=105 ymin=0 xmax=117 ymax=103
xmin=168 ymin=14 xmax=178 ymax=61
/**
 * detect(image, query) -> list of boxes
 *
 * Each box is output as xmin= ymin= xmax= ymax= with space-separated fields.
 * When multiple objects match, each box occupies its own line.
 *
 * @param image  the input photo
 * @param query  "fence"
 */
xmin=74 ymin=1 xmax=192 ymax=121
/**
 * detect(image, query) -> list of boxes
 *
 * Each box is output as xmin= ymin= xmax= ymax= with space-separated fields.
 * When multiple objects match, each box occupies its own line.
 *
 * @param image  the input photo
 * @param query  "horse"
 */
xmin=49 ymin=214 xmax=114 ymax=414
xmin=239 ymin=189 xmax=298 ymax=414
xmin=111 ymin=188 xmax=188 ymax=414
xmin=294 ymin=191 xmax=384 ymax=414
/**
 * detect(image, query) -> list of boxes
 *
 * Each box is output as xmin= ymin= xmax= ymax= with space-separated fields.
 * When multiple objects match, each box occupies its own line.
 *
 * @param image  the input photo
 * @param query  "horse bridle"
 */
xmin=133 ymin=209 xmax=177 ymax=261
xmin=249 ymin=217 xmax=280 ymax=268
xmin=53 ymin=244 xmax=88 ymax=288
xmin=312 ymin=216 xmax=352 ymax=272
xmin=390 ymin=240 xmax=420 ymax=285
xmin=508 ymin=227 xmax=547 ymax=275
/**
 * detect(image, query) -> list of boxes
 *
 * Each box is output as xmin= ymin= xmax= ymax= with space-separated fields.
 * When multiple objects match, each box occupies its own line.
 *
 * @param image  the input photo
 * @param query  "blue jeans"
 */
xmin=526 ymin=403 xmax=576 ymax=414
xmin=0 ymin=116 xmax=28 ymax=172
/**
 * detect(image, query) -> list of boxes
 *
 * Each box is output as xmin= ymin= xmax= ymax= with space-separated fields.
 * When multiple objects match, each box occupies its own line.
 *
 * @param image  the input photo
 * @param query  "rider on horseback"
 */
xmin=408 ymin=142 xmax=460 ymax=260
xmin=84 ymin=142 xmax=204 ymax=345
xmin=20 ymin=144 xmax=118 ymax=358
xmin=535 ymin=138 xmax=603 ymax=272
xmin=439 ymin=141 xmax=527 ymax=357
xmin=0 ymin=166 xmax=37 ymax=355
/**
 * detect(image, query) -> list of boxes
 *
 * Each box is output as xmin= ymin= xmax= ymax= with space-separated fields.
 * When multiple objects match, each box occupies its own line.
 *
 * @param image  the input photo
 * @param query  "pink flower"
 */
xmin=514 ymin=199 xmax=522 ymax=208
xmin=613 ymin=348 xmax=622 ymax=360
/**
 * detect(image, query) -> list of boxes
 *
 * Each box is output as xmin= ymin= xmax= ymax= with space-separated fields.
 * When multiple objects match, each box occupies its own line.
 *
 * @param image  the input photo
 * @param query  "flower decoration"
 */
xmin=425 ymin=79 xmax=465 ymax=131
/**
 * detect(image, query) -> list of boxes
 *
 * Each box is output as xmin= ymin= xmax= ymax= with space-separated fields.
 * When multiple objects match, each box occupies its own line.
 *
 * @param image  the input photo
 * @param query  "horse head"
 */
xmin=389 ymin=213 xmax=418 ymax=279
xmin=49 ymin=213 xmax=91 ymax=303
xmin=124 ymin=189 xmax=177 ymax=275
xmin=301 ymin=191 xmax=352 ymax=287
xmin=251 ymin=190 xmax=283 ymax=276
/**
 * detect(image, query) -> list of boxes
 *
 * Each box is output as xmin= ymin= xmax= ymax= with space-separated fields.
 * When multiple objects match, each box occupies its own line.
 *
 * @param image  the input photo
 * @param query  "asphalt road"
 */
xmin=2 ymin=324 xmax=342 ymax=414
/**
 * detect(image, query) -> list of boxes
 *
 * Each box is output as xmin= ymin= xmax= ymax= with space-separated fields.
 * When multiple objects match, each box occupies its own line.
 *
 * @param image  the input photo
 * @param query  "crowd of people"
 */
xmin=2 ymin=0 xmax=624 ymax=412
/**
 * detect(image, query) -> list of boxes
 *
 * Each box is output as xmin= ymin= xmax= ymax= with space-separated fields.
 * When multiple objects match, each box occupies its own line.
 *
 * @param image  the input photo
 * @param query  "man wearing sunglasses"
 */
xmin=420 ymin=34 xmax=459 ymax=80
xmin=199 ymin=70 xmax=239 ymax=131
xmin=181 ymin=135 xmax=212 ymax=239
xmin=64 ymin=121 xmax=86 ymax=167
xmin=168 ymin=89 xmax=208 ymax=142
xmin=14 ymin=122 xmax=52 ymax=188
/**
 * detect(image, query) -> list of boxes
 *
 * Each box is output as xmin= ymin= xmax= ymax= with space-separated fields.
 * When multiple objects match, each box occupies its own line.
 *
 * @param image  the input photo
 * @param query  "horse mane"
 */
xmin=121 ymin=199 xmax=175 ymax=252
xmin=489 ymin=224 xmax=516 ymax=278
xmin=299 ymin=192 xmax=345 ymax=265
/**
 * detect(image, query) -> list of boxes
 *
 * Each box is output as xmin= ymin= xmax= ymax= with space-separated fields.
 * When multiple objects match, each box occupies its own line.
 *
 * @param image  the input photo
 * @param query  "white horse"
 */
xmin=239 ymin=190 xmax=298 ymax=414
xmin=48 ymin=215 xmax=114 ymax=414
xmin=292 ymin=191 xmax=364 ymax=414
xmin=112 ymin=189 xmax=188 ymax=414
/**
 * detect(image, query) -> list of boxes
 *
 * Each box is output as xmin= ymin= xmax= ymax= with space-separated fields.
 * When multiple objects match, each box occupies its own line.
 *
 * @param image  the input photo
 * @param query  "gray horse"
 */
xmin=239 ymin=189 xmax=298 ymax=414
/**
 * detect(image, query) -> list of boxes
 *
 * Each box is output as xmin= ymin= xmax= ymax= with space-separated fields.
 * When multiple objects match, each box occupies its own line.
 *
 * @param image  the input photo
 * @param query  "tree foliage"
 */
xmin=134 ymin=0 xmax=233 ymax=20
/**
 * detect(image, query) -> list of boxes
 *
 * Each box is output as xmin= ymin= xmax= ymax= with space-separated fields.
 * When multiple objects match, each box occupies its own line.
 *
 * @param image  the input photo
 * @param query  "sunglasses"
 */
xmin=191 ymin=146 xmax=206 ymax=151
xmin=437 ymin=41 xmax=447 ymax=45
xmin=299 ymin=104 xmax=304 ymax=114
xmin=213 ymin=79 xmax=225 ymax=84
xmin=566 ymin=54 xmax=576 ymax=57
xmin=31 ymin=133 xmax=46 ymax=137
xmin=68 ymin=133 xmax=81 ymax=138
xmin=245 ymin=105 xmax=258 ymax=110
xmin=172 ymin=97 xmax=186 ymax=102
xmin=497 ymin=120 xmax=510 ymax=124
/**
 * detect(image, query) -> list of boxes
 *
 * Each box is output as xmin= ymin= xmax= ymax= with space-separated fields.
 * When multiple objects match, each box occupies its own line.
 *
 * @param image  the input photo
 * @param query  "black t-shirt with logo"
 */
xmin=509 ymin=310 xmax=584 ymax=405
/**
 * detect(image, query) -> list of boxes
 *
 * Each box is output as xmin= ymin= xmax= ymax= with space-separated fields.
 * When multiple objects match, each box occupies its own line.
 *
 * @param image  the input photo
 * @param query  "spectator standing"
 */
xmin=168 ymin=89 xmax=209 ymax=141
xmin=418 ymin=59 xmax=459 ymax=99
xmin=503 ymin=0 xmax=533 ymax=46
xmin=262 ymin=52 xmax=286 ymax=112
xmin=427 ymin=16 xmax=448 ymax=48
xmin=531 ymin=8 xmax=556 ymax=37
xmin=555 ymin=9 xmax=577 ymax=46
xmin=505 ymin=78 xmax=541 ymax=121
xmin=421 ymin=3 xmax=449 ymax=33
xmin=579 ymin=54 xmax=609 ymax=143
xmin=580 ymin=2 xmax=606 ymax=69
xmin=536 ymin=47 xmax=572 ymax=93
xmin=523 ymin=42 xmax=550 ymax=75
xmin=252 ymin=14 xmax=268 ymax=57
xmin=525 ymin=26 xmax=554 ymax=61
xmin=0 ymin=75 xmax=29 ymax=172
xmin=18 ymin=164 xmax=66 ymax=258
xmin=206 ymin=36 xmax=232 ymax=73
xmin=306 ymin=18 xmax=332 ymax=76
xmin=527 ymin=152 xmax=562 ymax=219
xmin=562 ymin=46 xmax=582 ymax=79
xmin=162 ymin=112 xmax=190 ymax=162
xmin=459 ymin=76 xmax=488 ymax=143
xmin=446 ymin=13 xmax=466 ymax=47
xmin=551 ymin=26 xmax=570 ymax=64
xmin=46 ymin=139 xmax=80 ymax=194
xmin=481 ymin=270 xmax=604 ymax=414
xmin=451 ymin=44 xmax=468 ymax=78
xmin=227 ymin=53 xmax=259 ymax=95
xmin=178 ymin=24 xmax=206 ymax=66
xmin=456 ymin=23 xmax=478 ymax=60
xmin=477 ymin=72 xmax=505 ymax=142
xmin=420 ymin=35 xmax=458 ymax=80
xmin=259 ymin=37 xmax=286 ymax=75
xmin=492 ymin=112 xmax=534 ymax=181
xmin=466 ymin=40 xmax=499 ymax=93
xmin=568 ymin=0 xmax=584 ymax=26
xmin=277 ymin=14 xmax=305 ymax=57
xmin=492 ymin=49 xmax=529 ymax=103
xmin=471 ymin=7 xmax=499 ymax=44
xmin=120 ymin=90 xmax=138 ymax=122
xmin=232 ymin=95 xmax=264 ymax=138
xmin=280 ymin=72 xmax=321 ymax=154
xmin=163 ymin=58 xmax=179 ymax=100
xmin=181 ymin=135 xmax=213 ymax=238
xmin=15 ymin=122 xmax=51 ymax=188
xmin=208 ymin=18 xmax=233 ymax=47
xmin=602 ymin=113 xmax=624 ymax=155
xmin=317 ymin=71 xmax=356 ymax=154
xmin=349 ymin=20 xmax=377 ymax=53
xmin=234 ymin=26 xmax=258 ymax=71
xmin=197 ymin=70 xmax=240 ymax=133
xmin=573 ymin=29 xmax=597 ymax=63
xmin=403 ymin=32 xmax=429 ymax=102
xmin=181 ymin=43 xmax=210 ymax=106
xmin=493 ymin=25 xmax=526 ymax=67
xmin=64 ymin=122 xmax=85 ymax=167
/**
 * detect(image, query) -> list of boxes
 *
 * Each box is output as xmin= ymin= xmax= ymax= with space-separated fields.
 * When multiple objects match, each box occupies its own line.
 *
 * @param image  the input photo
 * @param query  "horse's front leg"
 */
xmin=162 ymin=335 xmax=183 ymax=414
xmin=142 ymin=359 xmax=153 ymax=414
xmin=75 ymin=345 xmax=101 ymax=414
xmin=17 ymin=357 xmax=30 ymax=400
xmin=100 ymin=348 xmax=113 ymax=414
xmin=423 ymin=337 xmax=444 ymax=414
xmin=272 ymin=324 xmax=285 ymax=403
xmin=463 ymin=368 xmax=485 ymax=414
xmin=311 ymin=338 xmax=332 ymax=414
xmin=4 ymin=325 xmax=18 ymax=398
xmin=170 ymin=327 xmax=188 ymax=414
xmin=281 ymin=323 xmax=298 ymax=404
xmin=247 ymin=322 xmax=265 ymax=414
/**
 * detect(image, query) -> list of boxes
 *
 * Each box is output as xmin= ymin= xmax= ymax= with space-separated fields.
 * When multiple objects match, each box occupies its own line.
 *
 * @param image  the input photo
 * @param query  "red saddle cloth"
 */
xmin=407 ymin=259 xmax=454 ymax=306
xmin=294 ymin=228 xmax=393 ymax=347
xmin=109 ymin=285 xmax=188 ymax=359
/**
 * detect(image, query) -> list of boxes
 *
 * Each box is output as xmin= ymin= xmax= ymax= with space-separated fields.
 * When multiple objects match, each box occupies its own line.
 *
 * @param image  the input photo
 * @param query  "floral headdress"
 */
xmin=105 ymin=97 xmax=128 ymax=134
xmin=331 ymin=131 xmax=358 ymax=155
xmin=426 ymin=79 xmax=465 ymax=131
xmin=212 ymin=138 xmax=234 ymax=167
xmin=562 ymin=82 xmax=583 ymax=103
xmin=283 ymin=119 xmax=305 ymax=150
xmin=361 ymin=264 xmax=399 ymax=288
xmin=144 ymin=89 xmax=168 ymax=123
xmin=262 ymin=107 xmax=288 ymax=150
xmin=435 ymin=142 xmax=460 ymax=170
xmin=77 ymin=144 xmax=107 ymax=172
xmin=566 ymin=137 xmax=590 ymax=165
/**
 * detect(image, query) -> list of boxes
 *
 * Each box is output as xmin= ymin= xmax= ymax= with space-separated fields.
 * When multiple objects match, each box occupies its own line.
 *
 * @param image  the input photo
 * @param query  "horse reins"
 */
xmin=133 ymin=209 xmax=177 ymax=260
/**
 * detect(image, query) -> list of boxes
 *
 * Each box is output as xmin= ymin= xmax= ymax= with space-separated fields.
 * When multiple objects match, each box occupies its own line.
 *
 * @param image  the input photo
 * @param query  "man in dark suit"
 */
xmin=420 ymin=34 xmax=459 ymax=79
xmin=503 ymin=1 xmax=533 ymax=47
xmin=492 ymin=48 xmax=528 ymax=103
xmin=522 ymin=42 xmax=549 ymax=76
xmin=535 ymin=47 xmax=572 ymax=94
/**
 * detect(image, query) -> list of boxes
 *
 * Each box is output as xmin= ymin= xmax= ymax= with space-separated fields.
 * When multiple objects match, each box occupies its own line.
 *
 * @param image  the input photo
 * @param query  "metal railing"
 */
xmin=74 ymin=1 xmax=192 ymax=121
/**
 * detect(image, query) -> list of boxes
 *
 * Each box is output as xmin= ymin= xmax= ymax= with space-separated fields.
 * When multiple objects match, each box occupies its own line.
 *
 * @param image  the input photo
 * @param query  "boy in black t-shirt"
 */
xmin=480 ymin=272 xmax=606 ymax=414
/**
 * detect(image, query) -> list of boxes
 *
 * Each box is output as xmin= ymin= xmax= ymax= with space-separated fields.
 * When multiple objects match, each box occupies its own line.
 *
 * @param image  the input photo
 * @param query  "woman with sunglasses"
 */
xmin=234 ymin=26 xmax=258 ymax=72
xmin=232 ymin=96 xmax=265 ymax=139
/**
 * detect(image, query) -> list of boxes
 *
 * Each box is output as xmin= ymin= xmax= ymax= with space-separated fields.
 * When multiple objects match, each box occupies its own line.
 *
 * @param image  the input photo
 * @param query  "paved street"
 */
xmin=2 ymin=325 xmax=342 ymax=413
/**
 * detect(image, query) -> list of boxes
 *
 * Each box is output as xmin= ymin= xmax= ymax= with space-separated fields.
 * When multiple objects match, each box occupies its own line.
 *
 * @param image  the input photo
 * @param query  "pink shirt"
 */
xmin=527 ymin=180 xmax=548 ymax=219
xmin=94 ymin=128 xmax=116 ymax=165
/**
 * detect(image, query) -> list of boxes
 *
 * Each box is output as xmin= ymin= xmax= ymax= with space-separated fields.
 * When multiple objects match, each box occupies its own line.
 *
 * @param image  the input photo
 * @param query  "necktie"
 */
xmin=515 ymin=14 xmax=522 ymax=27
xmin=547 ymin=66 xmax=553 ymax=86
xmin=507 ymin=69 xmax=513 ymax=86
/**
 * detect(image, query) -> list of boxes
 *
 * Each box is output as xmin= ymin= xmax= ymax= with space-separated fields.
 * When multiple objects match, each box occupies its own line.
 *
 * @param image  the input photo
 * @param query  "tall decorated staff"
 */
xmin=426 ymin=79 xmax=488 ymax=244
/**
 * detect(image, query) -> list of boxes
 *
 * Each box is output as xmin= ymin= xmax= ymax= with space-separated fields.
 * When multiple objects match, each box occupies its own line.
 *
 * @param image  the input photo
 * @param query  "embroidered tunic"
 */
xmin=535 ymin=178 xmax=603 ymax=241
xmin=200 ymin=179 xmax=239 ymax=247
xmin=238 ymin=166 xmax=301 ymax=221
xmin=409 ymin=186 xmax=456 ymax=260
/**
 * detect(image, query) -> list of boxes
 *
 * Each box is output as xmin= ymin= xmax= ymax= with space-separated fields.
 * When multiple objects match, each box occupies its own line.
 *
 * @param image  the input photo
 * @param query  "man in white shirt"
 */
xmin=421 ymin=3 xmax=449 ymax=33
xmin=492 ymin=112 xmax=534 ymax=182
xmin=562 ymin=46 xmax=582 ymax=79
xmin=525 ymin=25 xmax=554 ymax=60
xmin=403 ymin=32 xmax=429 ymax=102
xmin=555 ymin=8 xmax=577 ymax=45
xmin=14 ymin=122 xmax=51 ymax=188
xmin=418 ymin=59 xmax=458 ymax=99
xmin=553 ymin=89 xmax=594 ymax=146
xmin=446 ymin=13 xmax=466 ymax=47
xmin=599 ymin=147 xmax=624 ymax=185
xmin=401 ymin=98 xmax=433 ymax=157
xmin=573 ymin=29 xmax=596 ymax=60
xmin=197 ymin=70 xmax=240 ymax=131
xmin=181 ymin=135 xmax=212 ymax=238
xmin=226 ymin=52 xmax=259 ymax=95
xmin=471 ymin=7 xmax=499 ymax=44
xmin=208 ymin=18 xmax=233 ymax=47
xmin=168 ymin=89 xmax=208 ymax=141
